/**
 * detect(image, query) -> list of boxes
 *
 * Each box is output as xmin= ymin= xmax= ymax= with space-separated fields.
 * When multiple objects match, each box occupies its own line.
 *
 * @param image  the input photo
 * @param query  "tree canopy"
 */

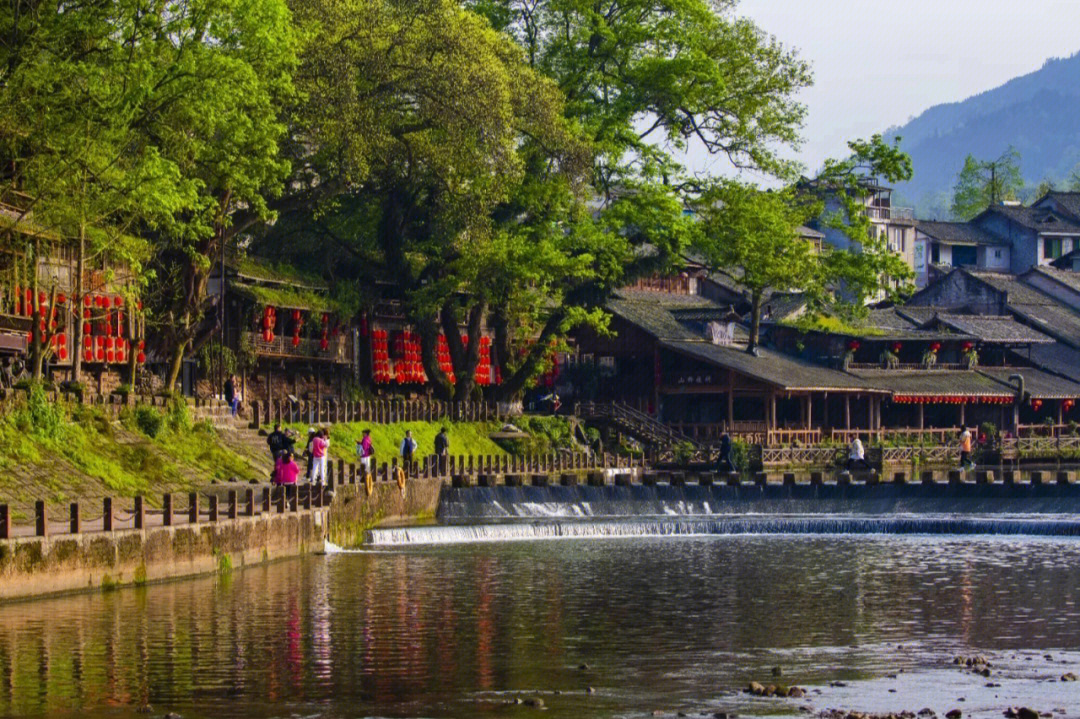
xmin=950 ymin=148 xmax=1023 ymax=221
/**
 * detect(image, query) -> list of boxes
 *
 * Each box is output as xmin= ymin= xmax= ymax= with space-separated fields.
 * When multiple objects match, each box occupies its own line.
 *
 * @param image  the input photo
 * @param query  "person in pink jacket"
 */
xmin=275 ymin=450 xmax=300 ymax=486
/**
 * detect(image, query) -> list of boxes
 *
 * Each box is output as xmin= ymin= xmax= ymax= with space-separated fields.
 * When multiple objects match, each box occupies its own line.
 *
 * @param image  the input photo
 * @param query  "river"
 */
xmin=1 ymin=534 xmax=1079 ymax=718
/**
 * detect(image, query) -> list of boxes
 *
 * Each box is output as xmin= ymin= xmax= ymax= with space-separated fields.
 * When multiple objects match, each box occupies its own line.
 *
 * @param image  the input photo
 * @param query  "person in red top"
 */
xmin=275 ymin=451 xmax=300 ymax=486
xmin=310 ymin=428 xmax=330 ymax=483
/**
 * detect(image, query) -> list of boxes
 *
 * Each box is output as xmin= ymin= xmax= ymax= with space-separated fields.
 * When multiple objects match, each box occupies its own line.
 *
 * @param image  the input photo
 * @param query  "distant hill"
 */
xmin=884 ymin=52 xmax=1080 ymax=219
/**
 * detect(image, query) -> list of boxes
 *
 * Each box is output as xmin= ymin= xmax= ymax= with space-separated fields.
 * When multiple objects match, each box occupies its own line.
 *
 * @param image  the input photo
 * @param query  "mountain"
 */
xmin=884 ymin=52 xmax=1080 ymax=218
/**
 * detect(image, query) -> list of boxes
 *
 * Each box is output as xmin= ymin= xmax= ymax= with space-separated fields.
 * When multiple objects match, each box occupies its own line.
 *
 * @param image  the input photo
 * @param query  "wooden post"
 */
xmin=70 ymin=502 xmax=81 ymax=534
xmin=35 ymin=500 xmax=47 ymax=537
xmin=919 ymin=402 xmax=925 ymax=430
xmin=243 ymin=489 xmax=254 ymax=516
xmin=262 ymin=487 xmax=271 ymax=514
xmin=228 ymin=490 xmax=238 ymax=519
xmin=302 ymin=484 xmax=312 ymax=510
xmin=288 ymin=485 xmax=298 ymax=512
xmin=134 ymin=496 xmax=145 ymax=530
xmin=163 ymin=493 xmax=173 ymax=526
xmin=845 ymin=394 xmax=851 ymax=430
xmin=208 ymin=495 xmax=219 ymax=522
xmin=189 ymin=493 xmax=199 ymax=524
xmin=103 ymin=497 xmax=113 ymax=532
xmin=0 ymin=504 xmax=9 ymax=539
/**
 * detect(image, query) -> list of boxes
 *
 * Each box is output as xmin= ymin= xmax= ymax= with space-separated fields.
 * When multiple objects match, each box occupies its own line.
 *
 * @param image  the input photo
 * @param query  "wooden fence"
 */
xmin=250 ymin=398 xmax=505 ymax=427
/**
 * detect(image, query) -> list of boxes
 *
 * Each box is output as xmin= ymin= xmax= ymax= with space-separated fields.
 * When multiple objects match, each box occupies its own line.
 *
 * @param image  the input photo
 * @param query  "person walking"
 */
xmin=847 ymin=434 xmax=869 ymax=472
xmin=716 ymin=431 xmax=736 ymax=474
xmin=959 ymin=426 xmax=976 ymax=472
xmin=224 ymin=375 xmax=239 ymax=417
xmin=434 ymin=427 xmax=449 ymax=475
xmin=310 ymin=428 xmax=329 ymax=484
xmin=356 ymin=429 xmax=374 ymax=475
xmin=400 ymin=430 xmax=418 ymax=473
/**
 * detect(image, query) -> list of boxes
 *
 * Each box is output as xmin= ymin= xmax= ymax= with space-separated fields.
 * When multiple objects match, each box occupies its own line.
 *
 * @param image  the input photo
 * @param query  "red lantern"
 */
xmin=85 ymin=349 xmax=94 ymax=363
xmin=56 ymin=293 xmax=66 ymax=305
xmin=114 ymin=296 xmax=122 ymax=307
xmin=58 ymin=347 xmax=68 ymax=361
xmin=892 ymin=342 xmax=902 ymax=353
xmin=96 ymin=349 xmax=105 ymax=361
xmin=58 ymin=334 xmax=66 ymax=347
xmin=1065 ymin=399 xmax=1075 ymax=411
xmin=83 ymin=323 xmax=91 ymax=336
xmin=263 ymin=329 xmax=272 ymax=343
xmin=962 ymin=342 xmax=974 ymax=353
xmin=137 ymin=351 xmax=146 ymax=364
xmin=106 ymin=350 xmax=115 ymax=363
xmin=138 ymin=340 xmax=145 ymax=350
xmin=320 ymin=338 xmax=329 ymax=351
xmin=930 ymin=342 xmax=941 ymax=353
xmin=83 ymin=295 xmax=92 ymax=308
xmin=292 ymin=334 xmax=301 ymax=347
xmin=102 ymin=296 xmax=111 ymax=309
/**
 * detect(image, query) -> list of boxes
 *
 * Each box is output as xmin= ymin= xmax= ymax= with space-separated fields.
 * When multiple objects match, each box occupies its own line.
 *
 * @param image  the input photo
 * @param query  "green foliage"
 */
xmin=673 ymin=441 xmax=695 ymax=465
xmin=198 ymin=343 xmax=237 ymax=383
xmin=730 ymin=438 xmax=749 ymax=473
xmin=980 ymin=422 xmax=998 ymax=441
xmin=499 ymin=415 xmax=580 ymax=454
xmin=695 ymin=181 xmax=820 ymax=352
xmin=950 ymin=148 xmax=1024 ymax=220
xmin=165 ymin=397 xmax=193 ymax=433
xmin=278 ymin=420 xmax=509 ymax=463
xmin=132 ymin=406 xmax=164 ymax=439
xmin=10 ymin=383 xmax=67 ymax=440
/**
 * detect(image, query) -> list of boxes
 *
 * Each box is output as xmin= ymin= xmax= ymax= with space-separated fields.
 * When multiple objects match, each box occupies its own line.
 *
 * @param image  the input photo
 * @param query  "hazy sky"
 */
xmin=695 ymin=0 xmax=1080 ymax=177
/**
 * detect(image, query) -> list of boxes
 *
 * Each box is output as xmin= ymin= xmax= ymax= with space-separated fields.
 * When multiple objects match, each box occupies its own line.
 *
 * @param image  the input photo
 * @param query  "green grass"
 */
xmin=784 ymin=313 xmax=888 ymax=337
xmin=0 ymin=397 xmax=260 ymax=512
xmin=276 ymin=420 xmax=509 ymax=463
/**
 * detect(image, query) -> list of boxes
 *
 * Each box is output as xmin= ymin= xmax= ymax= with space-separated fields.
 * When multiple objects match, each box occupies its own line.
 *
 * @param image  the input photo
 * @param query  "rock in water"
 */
xmin=772 ymin=666 xmax=783 ymax=677
xmin=1060 ymin=672 xmax=1077 ymax=681
xmin=746 ymin=682 xmax=765 ymax=696
xmin=1017 ymin=709 xmax=1039 ymax=719
xmin=945 ymin=711 xmax=962 ymax=719
xmin=523 ymin=697 xmax=545 ymax=708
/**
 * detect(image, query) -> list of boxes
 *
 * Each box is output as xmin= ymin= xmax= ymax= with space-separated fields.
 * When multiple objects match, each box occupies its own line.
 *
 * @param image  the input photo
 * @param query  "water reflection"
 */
xmin=0 ymin=536 xmax=1079 ymax=717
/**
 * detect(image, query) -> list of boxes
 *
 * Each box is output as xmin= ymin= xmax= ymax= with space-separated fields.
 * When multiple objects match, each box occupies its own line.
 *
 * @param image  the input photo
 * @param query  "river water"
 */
xmin=2 ymin=534 xmax=1080 ymax=718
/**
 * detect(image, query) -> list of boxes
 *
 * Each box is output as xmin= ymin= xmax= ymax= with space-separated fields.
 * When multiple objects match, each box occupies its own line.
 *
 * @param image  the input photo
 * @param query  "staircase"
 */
xmin=191 ymin=400 xmax=275 ymax=478
xmin=578 ymin=401 xmax=699 ymax=448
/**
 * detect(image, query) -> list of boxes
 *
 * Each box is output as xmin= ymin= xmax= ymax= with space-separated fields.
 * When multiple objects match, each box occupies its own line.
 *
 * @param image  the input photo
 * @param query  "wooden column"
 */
xmin=806 ymin=394 xmax=813 ymax=430
xmin=103 ymin=497 xmax=113 ymax=532
xmin=919 ymin=402 xmax=925 ymax=430
xmin=727 ymin=369 xmax=735 ymax=428
xmin=162 ymin=494 xmax=173 ymax=526
xmin=70 ymin=502 xmax=81 ymax=534
xmin=844 ymin=395 xmax=851 ymax=430
xmin=822 ymin=392 xmax=829 ymax=431
xmin=960 ymin=401 xmax=966 ymax=428
xmin=35 ymin=500 xmax=47 ymax=537
xmin=189 ymin=493 xmax=199 ymax=524
xmin=769 ymin=391 xmax=777 ymax=430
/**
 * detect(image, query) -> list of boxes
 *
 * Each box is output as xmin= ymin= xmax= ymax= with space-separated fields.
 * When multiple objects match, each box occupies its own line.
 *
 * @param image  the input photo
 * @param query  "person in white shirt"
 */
xmin=847 ymin=435 xmax=869 ymax=472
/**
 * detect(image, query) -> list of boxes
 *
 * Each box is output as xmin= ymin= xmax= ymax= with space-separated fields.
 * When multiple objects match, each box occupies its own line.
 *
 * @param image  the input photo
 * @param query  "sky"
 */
xmin=691 ymin=0 xmax=1080 ymax=178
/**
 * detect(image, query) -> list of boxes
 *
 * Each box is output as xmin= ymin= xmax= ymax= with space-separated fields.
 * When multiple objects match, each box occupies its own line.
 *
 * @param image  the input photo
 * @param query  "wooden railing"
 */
xmin=251 ymin=397 xmax=505 ymax=427
xmin=847 ymin=362 xmax=969 ymax=371
xmin=829 ymin=427 xmax=961 ymax=445
xmin=579 ymin=401 xmax=699 ymax=447
xmin=241 ymin=331 xmax=352 ymax=364
xmin=1017 ymin=424 xmax=1080 ymax=438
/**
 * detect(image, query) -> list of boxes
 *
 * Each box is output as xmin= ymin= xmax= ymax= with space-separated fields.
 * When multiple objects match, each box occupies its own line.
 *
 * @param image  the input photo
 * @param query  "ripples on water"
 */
xmin=1 ymin=536 xmax=1079 ymax=718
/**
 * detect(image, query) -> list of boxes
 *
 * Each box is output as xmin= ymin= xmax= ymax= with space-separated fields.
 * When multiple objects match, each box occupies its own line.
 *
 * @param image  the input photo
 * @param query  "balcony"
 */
xmin=866 ymin=205 xmax=915 ymax=223
xmin=241 ymin=331 xmax=353 ymax=364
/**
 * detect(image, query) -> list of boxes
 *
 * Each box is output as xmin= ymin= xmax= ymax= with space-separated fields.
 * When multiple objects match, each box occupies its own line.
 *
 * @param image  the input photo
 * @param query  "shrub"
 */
xmin=165 ymin=396 xmax=192 ymax=432
xmin=12 ymin=382 xmax=66 ymax=440
xmin=133 ymin=406 xmax=164 ymax=438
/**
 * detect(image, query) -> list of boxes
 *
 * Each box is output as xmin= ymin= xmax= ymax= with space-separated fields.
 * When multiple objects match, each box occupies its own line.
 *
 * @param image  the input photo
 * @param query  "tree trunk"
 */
xmin=416 ymin=313 xmax=452 ymax=401
xmin=73 ymin=221 xmax=85 ymax=383
xmin=495 ymin=307 xmax=567 ymax=401
xmin=442 ymin=300 xmax=486 ymax=403
xmin=746 ymin=290 xmax=762 ymax=356
xmin=165 ymin=341 xmax=186 ymax=394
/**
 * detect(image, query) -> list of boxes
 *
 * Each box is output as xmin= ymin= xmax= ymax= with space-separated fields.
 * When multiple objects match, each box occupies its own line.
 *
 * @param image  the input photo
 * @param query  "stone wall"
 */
xmin=326 ymin=479 xmax=446 ymax=547
xmin=0 ymin=511 xmax=324 ymax=601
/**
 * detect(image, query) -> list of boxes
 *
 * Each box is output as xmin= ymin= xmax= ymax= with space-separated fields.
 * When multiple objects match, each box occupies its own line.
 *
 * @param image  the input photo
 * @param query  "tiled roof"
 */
xmin=981 ymin=205 xmax=1080 ymax=234
xmin=932 ymin=314 xmax=1055 ymax=344
xmin=966 ymin=271 xmax=1080 ymax=347
xmin=915 ymin=221 xmax=1005 ymax=246
xmin=848 ymin=369 xmax=1014 ymax=397
xmin=866 ymin=308 xmax=922 ymax=331
xmin=606 ymin=294 xmax=710 ymax=343
xmin=979 ymin=367 xmax=1080 ymax=399
xmin=797 ymin=225 xmax=825 ymax=239
xmin=1027 ymin=265 xmax=1080 ymax=296
xmin=662 ymin=340 xmax=876 ymax=393
xmin=1037 ymin=191 xmax=1080 ymax=222
xmin=1024 ymin=343 xmax=1080 ymax=383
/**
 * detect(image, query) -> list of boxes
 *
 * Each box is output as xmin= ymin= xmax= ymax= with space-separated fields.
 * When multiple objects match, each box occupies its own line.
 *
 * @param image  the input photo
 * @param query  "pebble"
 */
xmin=1060 ymin=672 xmax=1077 ymax=681
xmin=523 ymin=697 xmax=545 ymax=708
xmin=577 ymin=663 xmax=590 ymax=671
xmin=945 ymin=711 xmax=962 ymax=719
xmin=772 ymin=666 xmax=783 ymax=677
xmin=586 ymin=687 xmax=595 ymax=694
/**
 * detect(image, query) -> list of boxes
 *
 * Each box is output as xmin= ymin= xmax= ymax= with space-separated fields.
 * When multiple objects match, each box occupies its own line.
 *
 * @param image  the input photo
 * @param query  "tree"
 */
xmin=814 ymin=134 xmax=917 ymax=315
xmin=470 ymin=0 xmax=813 ymax=396
xmin=259 ymin=0 xmax=589 ymax=401
xmin=694 ymin=182 xmax=819 ymax=354
xmin=949 ymin=148 xmax=1023 ymax=220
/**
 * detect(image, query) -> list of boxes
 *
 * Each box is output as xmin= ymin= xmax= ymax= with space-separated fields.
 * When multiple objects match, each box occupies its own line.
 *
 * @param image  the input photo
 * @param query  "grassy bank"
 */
xmin=0 ymin=387 xmax=264 ymax=519
xmin=277 ymin=420 xmax=509 ymax=463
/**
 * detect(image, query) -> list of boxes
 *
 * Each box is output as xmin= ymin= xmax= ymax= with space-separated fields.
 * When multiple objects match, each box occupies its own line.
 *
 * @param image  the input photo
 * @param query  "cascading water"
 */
xmin=361 ymin=483 xmax=1080 ymax=546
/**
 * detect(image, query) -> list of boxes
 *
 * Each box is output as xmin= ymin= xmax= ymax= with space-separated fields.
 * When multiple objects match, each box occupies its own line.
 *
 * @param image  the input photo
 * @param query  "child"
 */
xmin=310 ymin=428 xmax=329 ymax=483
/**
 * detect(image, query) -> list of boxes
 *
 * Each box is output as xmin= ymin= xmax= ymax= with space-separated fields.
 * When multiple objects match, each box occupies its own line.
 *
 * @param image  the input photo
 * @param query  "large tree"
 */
xmin=471 ymin=0 xmax=813 ymax=395
xmin=694 ymin=182 xmax=819 ymax=354
xmin=950 ymin=147 xmax=1023 ymax=220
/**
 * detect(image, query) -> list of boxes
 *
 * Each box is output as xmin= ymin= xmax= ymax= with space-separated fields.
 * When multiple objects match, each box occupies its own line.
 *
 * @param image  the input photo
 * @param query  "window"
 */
xmin=1043 ymin=237 xmax=1063 ymax=259
xmin=993 ymin=249 xmax=1003 ymax=259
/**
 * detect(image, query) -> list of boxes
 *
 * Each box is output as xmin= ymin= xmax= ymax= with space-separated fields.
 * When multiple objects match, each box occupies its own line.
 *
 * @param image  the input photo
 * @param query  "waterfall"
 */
xmin=437 ymin=484 xmax=1080 ymax=523
xmin=366 ymin=515 xmax=1080 ymax=545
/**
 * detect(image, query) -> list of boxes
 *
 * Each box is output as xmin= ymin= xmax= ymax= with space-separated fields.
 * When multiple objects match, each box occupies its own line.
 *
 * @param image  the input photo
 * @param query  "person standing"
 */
xmin=434 ymin=427 xmax=449 ymax=475
xmin=400 ymin=430 xmax=418 ymax=472
xmin=303 ymin=428 xmax=317 ymax=480
xmin=959 ymin=426 xmax=976 ymax=472
xmin=716 ymin=431 xmax=735 ymax=474
xmin=267 ymin=423 xmax=287 ymax=461
xmin=310 ymin=428 xmax=329 ymax=484
xmin=224 ymin=375 xmax=239 ymax=417
xmin=356 ymin=429 xmax=374 ymax=475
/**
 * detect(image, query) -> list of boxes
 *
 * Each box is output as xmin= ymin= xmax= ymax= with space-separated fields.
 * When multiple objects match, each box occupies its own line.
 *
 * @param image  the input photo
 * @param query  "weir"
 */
xmin=363 ymin=483 xmax=1080 ymax=545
